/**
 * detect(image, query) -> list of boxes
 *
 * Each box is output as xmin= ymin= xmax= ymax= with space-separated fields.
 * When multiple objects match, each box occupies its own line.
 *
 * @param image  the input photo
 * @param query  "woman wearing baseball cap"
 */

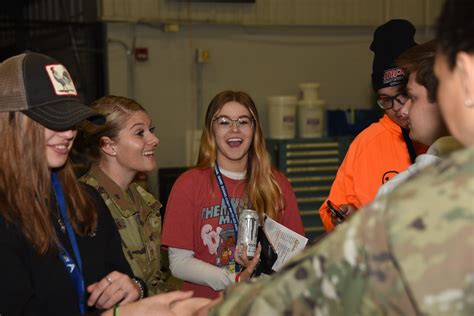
xmin=0 ymin=53 xmax=157 ymax=315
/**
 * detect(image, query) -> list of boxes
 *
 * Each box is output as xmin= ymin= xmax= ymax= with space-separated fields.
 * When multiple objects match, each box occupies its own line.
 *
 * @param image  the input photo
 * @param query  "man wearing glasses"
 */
xmin=319 ymin=19 xmax=428 ymax=232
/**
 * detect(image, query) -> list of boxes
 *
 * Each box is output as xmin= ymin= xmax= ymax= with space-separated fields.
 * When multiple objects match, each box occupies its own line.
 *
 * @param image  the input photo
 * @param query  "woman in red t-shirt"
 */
xmin=162 ymin=90 xmax=304 ymax=298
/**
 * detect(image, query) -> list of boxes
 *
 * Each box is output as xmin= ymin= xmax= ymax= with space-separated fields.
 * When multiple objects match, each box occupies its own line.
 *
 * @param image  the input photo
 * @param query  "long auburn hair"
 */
xmin=196 ymin=90 xmax=283 ymax=220
xmin=0 ymin=112 xmax=97 ymax=254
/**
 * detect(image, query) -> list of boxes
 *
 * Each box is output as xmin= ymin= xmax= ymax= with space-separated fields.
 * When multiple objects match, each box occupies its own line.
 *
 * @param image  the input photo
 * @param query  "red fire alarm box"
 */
xmin=134 ymin=48 xmax=148 ymax=61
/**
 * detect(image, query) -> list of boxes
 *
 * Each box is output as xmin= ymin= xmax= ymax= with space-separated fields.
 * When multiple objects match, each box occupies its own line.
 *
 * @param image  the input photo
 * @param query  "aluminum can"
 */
xmin=237 ymin=209 xmax=259 ymax=257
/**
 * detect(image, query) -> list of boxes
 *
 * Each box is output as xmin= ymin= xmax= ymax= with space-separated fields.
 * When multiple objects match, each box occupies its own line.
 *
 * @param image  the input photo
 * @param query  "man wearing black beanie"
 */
xmin=320 ymin=19 xmax=428 ymax=232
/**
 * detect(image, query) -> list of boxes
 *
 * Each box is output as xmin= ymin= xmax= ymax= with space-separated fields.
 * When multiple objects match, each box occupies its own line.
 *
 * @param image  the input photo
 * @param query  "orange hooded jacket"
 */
xmin=319 ymin=114 xmax=428 ymax=232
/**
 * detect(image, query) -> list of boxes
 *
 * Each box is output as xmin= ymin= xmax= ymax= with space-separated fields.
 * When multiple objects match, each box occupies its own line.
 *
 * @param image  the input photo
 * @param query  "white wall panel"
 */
xmin=131 ymin=0 xmax=160 ymax=20
xmin=100 ymin=0 xmax=116 ymax=20
xmin=387 ymin=0 xmax=426 ymax=25
xmin=104 ymin=1 xmax=441 ymax=169
xmin=425 ymin=0 xmax=445 ymax=26
xmin=110 ymin=0 xmax=130 ymax=20
xmin=100 ymin=0 xmax=442 ymax=27
xmin=106 ymin=22 xmax=435 ymax=168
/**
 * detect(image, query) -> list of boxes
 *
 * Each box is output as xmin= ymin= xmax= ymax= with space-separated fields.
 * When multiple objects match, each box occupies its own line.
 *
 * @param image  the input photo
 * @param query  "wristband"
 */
xmin=132 ymin=278 xmax=145 ymax=300
xmin=235 ymin=271 xmax=243 ymax=283
xmin=113 ymin=304 xmax=119 ymax=316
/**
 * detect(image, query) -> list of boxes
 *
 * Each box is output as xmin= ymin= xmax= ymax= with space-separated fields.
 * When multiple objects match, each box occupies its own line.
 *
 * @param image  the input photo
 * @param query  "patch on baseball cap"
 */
xmin=0 ymin=52 xmax=105 ymax=130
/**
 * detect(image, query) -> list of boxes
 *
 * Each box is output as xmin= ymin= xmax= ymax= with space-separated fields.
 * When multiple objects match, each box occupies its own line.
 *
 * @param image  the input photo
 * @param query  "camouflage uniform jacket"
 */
xmin=211 ymin=146 xmax=474 ymax=316
xmin=80 ymin=165 xmax=164 ymax=295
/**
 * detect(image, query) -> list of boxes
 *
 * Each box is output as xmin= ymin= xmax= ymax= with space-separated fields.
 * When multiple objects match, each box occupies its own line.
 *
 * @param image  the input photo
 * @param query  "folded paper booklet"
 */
xmin=263 ymin=217 xmax=308 ymax=271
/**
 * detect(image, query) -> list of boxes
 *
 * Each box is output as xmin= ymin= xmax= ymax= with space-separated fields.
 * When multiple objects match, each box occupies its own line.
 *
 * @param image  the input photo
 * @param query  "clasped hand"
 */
xmin=87 ymin=271 xmax=141 ymax=309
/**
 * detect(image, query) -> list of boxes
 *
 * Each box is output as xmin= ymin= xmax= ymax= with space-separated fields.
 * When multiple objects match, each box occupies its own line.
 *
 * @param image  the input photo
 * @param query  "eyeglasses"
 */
xmin=376 ymin=91 xmax=409 ymax=110
xmin=213 ymin=115 xmax=254 ymax=130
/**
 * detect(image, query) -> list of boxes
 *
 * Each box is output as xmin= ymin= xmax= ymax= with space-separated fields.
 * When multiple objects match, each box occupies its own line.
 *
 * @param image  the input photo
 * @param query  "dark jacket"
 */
xmin=0 ymin=184 xmax=134 ymax=316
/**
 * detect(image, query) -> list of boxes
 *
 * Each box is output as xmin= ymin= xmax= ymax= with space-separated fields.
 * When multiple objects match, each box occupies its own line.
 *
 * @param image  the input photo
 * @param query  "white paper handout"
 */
xmin=263 ymin=216 xmax=308 ymax=271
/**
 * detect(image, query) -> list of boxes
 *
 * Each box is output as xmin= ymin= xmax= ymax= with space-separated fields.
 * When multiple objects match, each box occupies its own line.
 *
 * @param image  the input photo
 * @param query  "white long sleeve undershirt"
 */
xmin=167 ymin=167 xmax=245 ymax=291
xmin=168 ymin=247 xmax=235 ymax=291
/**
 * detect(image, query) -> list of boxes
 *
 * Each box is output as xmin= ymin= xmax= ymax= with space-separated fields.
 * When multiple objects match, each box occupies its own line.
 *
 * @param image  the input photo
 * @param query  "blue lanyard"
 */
xmin=214 ymin=163 xmax=241 ymax=272
xmin=51 ymin=171 xmax=86 ymax=314
xmin=214 ymin=163 xmax=240 ymax=233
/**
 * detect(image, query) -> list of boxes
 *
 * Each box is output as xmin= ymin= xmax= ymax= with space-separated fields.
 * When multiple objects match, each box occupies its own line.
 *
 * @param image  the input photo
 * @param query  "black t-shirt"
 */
xmin=0 ymin=184 xmax=134 ymax=316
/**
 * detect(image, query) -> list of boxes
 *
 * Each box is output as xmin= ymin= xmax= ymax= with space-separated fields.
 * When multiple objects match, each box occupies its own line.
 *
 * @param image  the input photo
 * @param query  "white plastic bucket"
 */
xmin=297 ymin=99 xmax=326 ymax=138
xmin=299 ymin=82 xmax=320 ymax=101
xmin=267 ymin=95 xmax=297 ymax=139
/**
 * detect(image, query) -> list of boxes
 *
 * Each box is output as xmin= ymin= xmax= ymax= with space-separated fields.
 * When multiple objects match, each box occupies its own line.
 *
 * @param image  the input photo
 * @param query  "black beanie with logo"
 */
xmin=370 ymin=19 xmax=417 ymax=91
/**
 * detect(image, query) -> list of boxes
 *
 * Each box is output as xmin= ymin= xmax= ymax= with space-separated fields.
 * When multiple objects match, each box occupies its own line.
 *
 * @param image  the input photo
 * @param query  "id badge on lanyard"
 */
xmin=214 ymin=163 xmax=241 ymax=272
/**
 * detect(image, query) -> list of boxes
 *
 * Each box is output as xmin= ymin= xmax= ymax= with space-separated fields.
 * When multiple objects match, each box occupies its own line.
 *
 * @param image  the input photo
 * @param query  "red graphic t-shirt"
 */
xmin=162 ymin=168 xmax=304 ymax=298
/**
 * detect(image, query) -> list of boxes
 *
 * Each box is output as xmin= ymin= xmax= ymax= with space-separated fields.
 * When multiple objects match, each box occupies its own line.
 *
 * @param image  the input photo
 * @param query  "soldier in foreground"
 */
xmin=206 ymin=0 xmax=474 ymax=314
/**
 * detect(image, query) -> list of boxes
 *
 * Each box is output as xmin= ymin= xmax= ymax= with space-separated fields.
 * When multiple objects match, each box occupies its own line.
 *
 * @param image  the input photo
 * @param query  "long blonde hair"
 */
xmin=196 ymin=90 xmax=283 ymax=220
xmin=78 ymin=95 xmax=147 ymax=163
xmin=0 ymin=112 xmax=97 ymax=254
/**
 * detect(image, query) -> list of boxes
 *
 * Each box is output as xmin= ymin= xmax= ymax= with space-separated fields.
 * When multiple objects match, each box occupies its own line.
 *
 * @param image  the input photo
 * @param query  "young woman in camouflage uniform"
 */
xmin=79 ymin=95 xmax=164 ymax=296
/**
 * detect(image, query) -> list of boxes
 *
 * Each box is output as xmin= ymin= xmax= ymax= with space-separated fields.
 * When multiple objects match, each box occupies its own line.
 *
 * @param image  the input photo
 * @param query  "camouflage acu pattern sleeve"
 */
xmin=210 ymin=203 xmax=416 ymax=315
xmin=381 ymin=147 xmax=474 ymax=315
xmin=210 ymin=147 xmax=474 ymax=316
